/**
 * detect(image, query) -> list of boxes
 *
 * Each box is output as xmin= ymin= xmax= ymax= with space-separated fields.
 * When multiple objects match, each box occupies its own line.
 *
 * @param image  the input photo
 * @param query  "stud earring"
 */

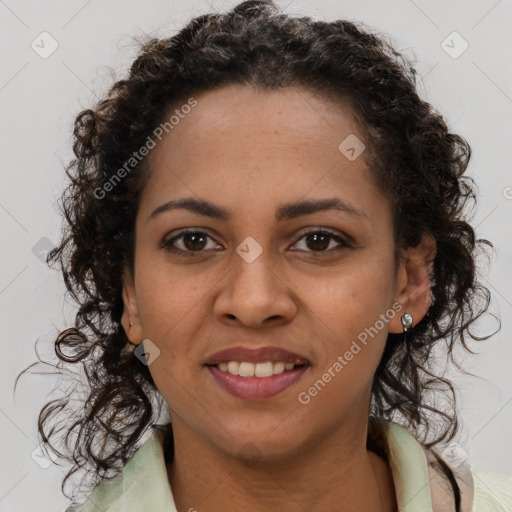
xmin=401 ymin=313 xmax=413 ymax=332
xmin=129 ymin=322 xmax=133 ymax=328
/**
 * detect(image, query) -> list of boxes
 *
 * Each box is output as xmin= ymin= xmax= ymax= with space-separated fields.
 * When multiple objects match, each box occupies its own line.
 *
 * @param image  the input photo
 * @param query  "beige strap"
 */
xmin=425 ymin=449 xmax=475 ymax=512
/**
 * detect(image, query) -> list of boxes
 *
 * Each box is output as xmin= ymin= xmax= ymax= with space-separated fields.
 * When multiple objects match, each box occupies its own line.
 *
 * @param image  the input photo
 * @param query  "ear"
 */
xmin=121 ymin=267 xmax=144 ymax=345
xmin=388 ymin=233 xmax=437 ymax=334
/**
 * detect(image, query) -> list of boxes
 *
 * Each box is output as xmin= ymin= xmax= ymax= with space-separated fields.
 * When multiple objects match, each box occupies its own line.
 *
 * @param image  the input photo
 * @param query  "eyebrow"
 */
xmin=148 ymin=197 xmax=369 ymax=223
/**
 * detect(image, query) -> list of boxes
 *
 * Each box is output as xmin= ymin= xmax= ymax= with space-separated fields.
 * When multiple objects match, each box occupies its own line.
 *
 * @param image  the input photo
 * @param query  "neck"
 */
xmin=166 ymin=417 xmax=397 ymax=512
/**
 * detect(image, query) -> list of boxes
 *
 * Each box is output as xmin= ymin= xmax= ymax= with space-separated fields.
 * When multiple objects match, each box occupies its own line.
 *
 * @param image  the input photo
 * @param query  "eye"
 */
xmin=161 ymin=227 xmax=352 ymax=257
xmin=161 ymin=229 xmax=222 ymax=255
xmin=291 ymin=228 xmax=352 ymax=255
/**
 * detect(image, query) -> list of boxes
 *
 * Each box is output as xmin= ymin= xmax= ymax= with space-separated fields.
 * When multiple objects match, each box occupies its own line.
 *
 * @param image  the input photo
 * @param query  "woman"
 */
xmin=33 ymin=1 xmax=511 ymax=510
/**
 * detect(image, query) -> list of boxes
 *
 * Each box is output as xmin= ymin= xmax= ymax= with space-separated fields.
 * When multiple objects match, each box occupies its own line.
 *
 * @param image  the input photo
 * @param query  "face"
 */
xmin=122 ymin=84 xmax=435 ymax=461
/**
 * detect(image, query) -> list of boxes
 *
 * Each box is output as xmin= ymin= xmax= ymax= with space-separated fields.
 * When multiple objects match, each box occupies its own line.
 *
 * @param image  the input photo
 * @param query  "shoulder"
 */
xmin=65 ymin=428 xmax=174 ymax=512
xmin=423 ymin=445 xmax=512 ymax=512
xmin=470 ymin=465 xmax=512 ymax=511
xmin=423 ymin=447 xmax=474 ymax=512
xmin=64 ymin=476 xmax=124 ymax=512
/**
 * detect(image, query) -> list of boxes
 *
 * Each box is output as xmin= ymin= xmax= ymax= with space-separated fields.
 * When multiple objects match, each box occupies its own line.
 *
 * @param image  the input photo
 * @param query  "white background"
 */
xmin=1 ymin=0 xmax=511 ymax=510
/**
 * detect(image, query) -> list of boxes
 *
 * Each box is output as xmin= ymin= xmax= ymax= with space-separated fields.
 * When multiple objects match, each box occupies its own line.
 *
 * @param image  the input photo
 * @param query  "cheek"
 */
xmin=300 ymin=259 xmax=395 ymax=391
xmin=297 ymin=280 xmax=392 ymax=422
xmin=303 ymin=257 xmax=393 ymax=334
xmin=132 ymin=263 xmax=213 ymax=393
xmin=135 ymin=258 xmax=212 ymax=336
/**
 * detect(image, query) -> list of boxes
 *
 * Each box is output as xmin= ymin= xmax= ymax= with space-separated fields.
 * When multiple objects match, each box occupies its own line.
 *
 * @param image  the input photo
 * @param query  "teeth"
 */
xmin=255 ymin=362 xmax=273 ymax=377
xmin=216 ymin=361 xmax=298 ymax=377
xmin=273 ymin=362 xmax=285 ymax=374
xmin=227 ymin=361 xmax=240 ymax=375
xmin=239 ymin=362 xmax=255 ymax=377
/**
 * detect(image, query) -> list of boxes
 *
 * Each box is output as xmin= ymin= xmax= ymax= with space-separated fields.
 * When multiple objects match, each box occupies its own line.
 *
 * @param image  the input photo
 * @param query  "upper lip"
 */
xmin=204 ymin=346 xmax=310 ymax=366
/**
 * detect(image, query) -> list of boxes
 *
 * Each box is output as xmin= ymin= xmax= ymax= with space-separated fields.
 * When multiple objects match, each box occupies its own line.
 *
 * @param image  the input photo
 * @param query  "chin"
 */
xmin=215 ymin=430 xmax=306 ymax=463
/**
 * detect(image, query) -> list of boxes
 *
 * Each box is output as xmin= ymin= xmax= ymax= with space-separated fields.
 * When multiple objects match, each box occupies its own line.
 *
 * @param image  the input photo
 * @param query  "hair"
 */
xmin=19 ymin=0 xmax=498 ymax=509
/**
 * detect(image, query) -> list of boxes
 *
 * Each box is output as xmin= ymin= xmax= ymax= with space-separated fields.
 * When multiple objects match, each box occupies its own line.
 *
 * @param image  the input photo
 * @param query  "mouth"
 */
xmin=204 ymin=346 xmax=311 ymax=400
xmin=212 ymin=360 xmax=302 ymax=377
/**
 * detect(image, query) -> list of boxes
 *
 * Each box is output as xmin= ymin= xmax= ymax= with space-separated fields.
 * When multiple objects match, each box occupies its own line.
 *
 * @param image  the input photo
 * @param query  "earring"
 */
xmin=401 ymin=313 xmax=413 ymax=332
xmin=129 ymin=322 xmax=133 ymax=328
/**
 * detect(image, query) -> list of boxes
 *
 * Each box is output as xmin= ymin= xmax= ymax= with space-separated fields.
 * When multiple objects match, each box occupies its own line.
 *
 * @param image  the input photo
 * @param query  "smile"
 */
xmin=216 ymin=361 xmax=296 ymax=377
xmin=207 ymin=363 xmax=309 ymax=400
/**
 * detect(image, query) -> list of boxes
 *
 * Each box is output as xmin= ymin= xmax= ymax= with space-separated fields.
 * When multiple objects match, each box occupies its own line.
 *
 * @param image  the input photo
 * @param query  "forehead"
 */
xmin=138 ymin=84 xmax=390 ymax=229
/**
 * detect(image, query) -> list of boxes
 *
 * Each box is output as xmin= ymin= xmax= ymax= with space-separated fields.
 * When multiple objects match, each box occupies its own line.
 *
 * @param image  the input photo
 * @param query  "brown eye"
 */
xmin=292 ymin=229 xmax=352 ymax=254
xmin=181 ymin=232 xmax=208 ymax=251
xmin=161 ymin=229 xmax=221 ymax=255
xmin=304 ymin=232 xmax=331 ymax=251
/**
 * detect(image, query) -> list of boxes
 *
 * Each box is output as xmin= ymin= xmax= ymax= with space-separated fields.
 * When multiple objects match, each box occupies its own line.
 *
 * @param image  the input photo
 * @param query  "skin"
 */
xmin=121 ymin=83 xmax=436 ymax=512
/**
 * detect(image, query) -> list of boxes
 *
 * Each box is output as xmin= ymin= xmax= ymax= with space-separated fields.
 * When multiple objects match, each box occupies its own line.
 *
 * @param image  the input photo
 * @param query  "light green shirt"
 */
xmin=68 ymin=420 xmax=512 ymax=511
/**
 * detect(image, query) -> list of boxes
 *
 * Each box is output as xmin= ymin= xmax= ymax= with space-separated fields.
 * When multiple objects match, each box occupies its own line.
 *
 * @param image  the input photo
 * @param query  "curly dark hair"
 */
xmin=19 ymin=0 xmax=498 ymax=508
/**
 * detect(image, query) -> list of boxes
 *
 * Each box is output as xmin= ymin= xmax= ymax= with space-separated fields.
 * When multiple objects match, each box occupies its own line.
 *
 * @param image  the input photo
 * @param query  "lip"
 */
xmin=207 ymin=364 xmax=310 ymax=401
xmin=204 ymin=345 xmax=310 ymax=366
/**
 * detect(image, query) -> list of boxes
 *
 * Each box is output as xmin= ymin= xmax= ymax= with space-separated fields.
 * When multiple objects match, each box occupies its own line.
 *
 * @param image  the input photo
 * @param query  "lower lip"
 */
xmin=207 ymin=365 xmax=309 ymax=401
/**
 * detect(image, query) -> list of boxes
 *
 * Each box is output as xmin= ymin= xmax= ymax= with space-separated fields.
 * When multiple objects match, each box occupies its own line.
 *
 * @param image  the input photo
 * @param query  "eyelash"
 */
xmin=161 ymin=227 xmax=353 ymax=257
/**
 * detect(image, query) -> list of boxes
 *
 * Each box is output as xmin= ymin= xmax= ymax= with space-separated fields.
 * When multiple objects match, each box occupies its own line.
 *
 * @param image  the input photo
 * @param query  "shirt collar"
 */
xmin=79 ymin=420 xmax=444 ymax=512
xmin=369 ymin=419 xmax=434 ymax=511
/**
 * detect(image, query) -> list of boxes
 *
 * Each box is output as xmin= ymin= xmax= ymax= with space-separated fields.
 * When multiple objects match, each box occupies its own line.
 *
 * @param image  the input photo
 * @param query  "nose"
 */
xmin=213 ymin=248 xmax=298 ymax=329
